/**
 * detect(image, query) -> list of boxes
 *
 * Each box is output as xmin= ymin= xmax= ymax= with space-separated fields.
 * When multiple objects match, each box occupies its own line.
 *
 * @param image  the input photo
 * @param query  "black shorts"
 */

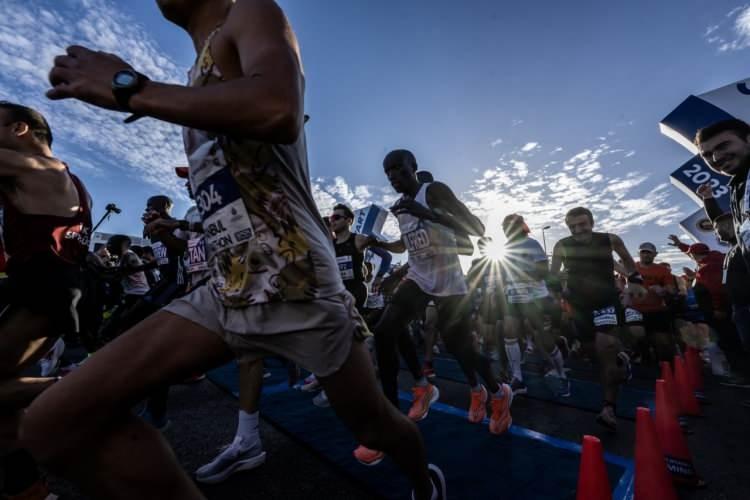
xmin=568 ymin=300 xmax=623 ymax=342
xmin=505 ymin=297 xmax=551 ymax=319
xmin=641 ymin=311 xmax=672 ymax=334
xmin=3 ymin=254 xmax=83 ymax=336
xmin=390 ymin=279 xmax=471 ymax=330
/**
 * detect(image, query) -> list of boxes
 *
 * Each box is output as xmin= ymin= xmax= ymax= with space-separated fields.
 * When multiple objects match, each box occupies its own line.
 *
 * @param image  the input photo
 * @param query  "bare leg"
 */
xmin=21 ymin=311 xmax=234 ymax=500
xmin=320 ymin=341 xmax=433 ymax=500
xmin=239 ymin=359 xmax=264 ymax=413
xmin=595 ymin=331 xmax=625 ymax=406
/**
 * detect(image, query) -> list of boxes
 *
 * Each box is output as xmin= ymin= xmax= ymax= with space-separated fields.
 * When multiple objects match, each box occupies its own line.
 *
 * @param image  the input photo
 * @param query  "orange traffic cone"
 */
xmin=576 ymin=435 xmax=612 ymax=500
xmin=685 ymin=347 xmax=706 ymax=402
xmin=634 ymin=407 xmax=677 ymax=500
xmin=654 ymin=380 xmax=704 ymax=487
xmin=659 ymin=361 xmax=686 ymax=425
xmin=674 ymin=355 xmax=701 ymax=416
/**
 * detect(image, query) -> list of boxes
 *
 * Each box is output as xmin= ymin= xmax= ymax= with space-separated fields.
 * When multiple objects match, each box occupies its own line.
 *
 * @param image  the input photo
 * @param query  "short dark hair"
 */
xmin=383 ymin=149 xmax=418 ymax=171
xmin=147 ymin=195 xmax=173 ymax=213
xmin=333 ymin=203 xmax=355 ymax=220
xmin=565 ymin=207 xmax=594 ymax=224
xmin=694 ymin=118 xmax=750 ymax=147
xmin=0 ymin=101 xmax=53 ymax=147
xmin=416 ymin=170 xmax=434 ymax=183
xmin=107 ymin=234 xmax=132 ymax=253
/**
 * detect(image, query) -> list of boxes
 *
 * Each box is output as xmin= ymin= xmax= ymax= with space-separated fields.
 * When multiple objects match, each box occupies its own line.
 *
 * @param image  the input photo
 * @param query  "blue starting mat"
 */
xmin=208 ymin=361 xmax=634 ymax=500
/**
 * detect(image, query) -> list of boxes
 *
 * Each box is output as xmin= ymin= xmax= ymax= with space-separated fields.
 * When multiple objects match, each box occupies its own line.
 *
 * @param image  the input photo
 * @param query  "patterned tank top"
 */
xmin=182 ymin=27 xmax=343 ymax=307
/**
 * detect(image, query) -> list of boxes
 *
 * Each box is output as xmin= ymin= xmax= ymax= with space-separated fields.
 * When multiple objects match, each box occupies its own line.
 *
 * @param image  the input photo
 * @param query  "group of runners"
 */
xmin=2 ymin=1 xmax=750 ymax=499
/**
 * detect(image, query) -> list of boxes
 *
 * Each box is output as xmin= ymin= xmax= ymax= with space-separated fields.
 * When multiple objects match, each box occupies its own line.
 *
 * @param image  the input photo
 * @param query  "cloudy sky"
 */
xmin=2 ymin=0 xmax=749 ymax=269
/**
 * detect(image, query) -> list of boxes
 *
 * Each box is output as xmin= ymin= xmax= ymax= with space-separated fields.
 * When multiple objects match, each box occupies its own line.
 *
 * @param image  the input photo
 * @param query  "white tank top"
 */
xmin=397 ymin=183 xmax=467 ymax=296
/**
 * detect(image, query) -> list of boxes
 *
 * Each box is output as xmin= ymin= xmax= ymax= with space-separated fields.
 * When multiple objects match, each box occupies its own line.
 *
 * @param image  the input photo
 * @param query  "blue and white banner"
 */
xmin=660 ymin=77 xmax=750 ymax=154
xmin=679 ymin=209 xmax=730 ymax=252
xmin=669 ymin=155 xmax=731 ymax=212
xmin=353 ymin=204 xmax=388 ymax=238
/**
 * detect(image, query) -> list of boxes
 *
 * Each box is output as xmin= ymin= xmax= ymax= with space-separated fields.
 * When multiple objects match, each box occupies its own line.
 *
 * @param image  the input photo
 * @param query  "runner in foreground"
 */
xmin=0 ymin=101 xmax=92 ymax=499
xmin=21 ymin=1 xmax=445 ymax=499
xmin=550 ymin=206 xmax=646 ymax=431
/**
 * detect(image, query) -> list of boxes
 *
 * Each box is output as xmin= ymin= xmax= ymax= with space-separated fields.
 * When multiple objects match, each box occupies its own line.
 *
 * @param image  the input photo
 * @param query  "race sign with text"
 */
xmin=669 ymin=155 xmax=731 ymax=213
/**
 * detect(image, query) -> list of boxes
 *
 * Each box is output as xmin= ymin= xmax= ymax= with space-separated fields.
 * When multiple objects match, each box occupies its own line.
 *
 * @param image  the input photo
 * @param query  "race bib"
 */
xmin=506 ymin=283 xmax=530 ymax=302
xmin=593 ymin=306 xmax=618 ymax=327
xmin=337 ymin=255 xmax=354 ymax=281
xmin=404 ymin=228 xmax=435 ymax=259
xmin=624 ymin=307 xmax=643 ymax=324
xmin=195 ymin=168 xmax=255 ymax=256
xmin=152 ymin=242 xmax=169 ymax=266
xmin=186 ymin=237 xmax=209 ymax=274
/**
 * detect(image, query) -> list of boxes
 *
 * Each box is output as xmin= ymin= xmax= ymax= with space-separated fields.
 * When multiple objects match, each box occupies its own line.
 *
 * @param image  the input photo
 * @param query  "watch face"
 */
xmin=114 ymin=70 xmax=137 ymax=87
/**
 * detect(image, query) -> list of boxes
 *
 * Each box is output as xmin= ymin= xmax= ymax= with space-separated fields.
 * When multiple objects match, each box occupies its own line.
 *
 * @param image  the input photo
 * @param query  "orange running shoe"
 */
xmin=407 ymin=384 xmax=440 ymax=421
xmin=467 ymin=385 xmax=488 ymax=423
xmin=489 ymin=383 xmax=513 ymax=435
xmin=353 ymin=445 xmax=385 ymax=466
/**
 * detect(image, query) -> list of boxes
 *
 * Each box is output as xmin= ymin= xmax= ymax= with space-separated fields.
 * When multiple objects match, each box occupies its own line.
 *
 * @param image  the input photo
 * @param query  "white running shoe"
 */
xmin=39 ymin=338 xmax=65 ymax=377
xmin=301 ymin=375 xmax=321 ymax=392
xmin=195 ymin=436 xmax=267 ymax=484
xmin=313 ymin=390 xmax=330 ymax=408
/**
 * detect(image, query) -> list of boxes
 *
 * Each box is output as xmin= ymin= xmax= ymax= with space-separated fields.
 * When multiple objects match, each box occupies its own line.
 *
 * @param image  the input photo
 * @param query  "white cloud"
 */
xmin=490 ymin=138 xmax=503 ymax=147
xmin=463 ymin=140 xmax=685 ymax=246
xmin=520 ymin=141 xmax=539 ymax=152
xmin=704 ymin=5 xmax=750 ymax=52
xmin=0 ymin=0 xmax=188 ymax=198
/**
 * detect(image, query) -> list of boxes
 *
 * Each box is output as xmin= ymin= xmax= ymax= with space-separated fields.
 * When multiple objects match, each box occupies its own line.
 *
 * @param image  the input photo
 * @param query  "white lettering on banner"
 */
xmin=152 ymin=242 xmax=169 ymax=266
xmin=195 ymin=168 xmax=255 ymax=256
xmin=625 ymin=308 xmax=643 ymax=323
xmin=337 ymin=255 xmax=354 ymax=281
xmin=186 ymin=238 xmax=208 ymax=274
xmin=681 ymin=163 xmax=729 ymax=198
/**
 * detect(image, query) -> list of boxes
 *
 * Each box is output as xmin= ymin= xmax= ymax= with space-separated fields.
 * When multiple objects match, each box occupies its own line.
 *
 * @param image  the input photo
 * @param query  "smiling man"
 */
xmin=695 ymin=119 xmax=750 ymax=273
xmin=20 ymin=1 xmax=445 ymax=500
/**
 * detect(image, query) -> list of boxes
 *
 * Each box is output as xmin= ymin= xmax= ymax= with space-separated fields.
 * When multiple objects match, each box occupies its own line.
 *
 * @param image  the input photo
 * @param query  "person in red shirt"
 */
xmin=632 ymin=242 xmax=676 ymax=362
xmin=668 ymin=237 xmax=727 ymax=314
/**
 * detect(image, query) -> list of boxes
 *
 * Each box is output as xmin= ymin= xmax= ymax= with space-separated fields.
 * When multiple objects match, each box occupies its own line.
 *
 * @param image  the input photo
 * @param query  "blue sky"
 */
xmin=2 ymin=0 xmax=750 ymax=268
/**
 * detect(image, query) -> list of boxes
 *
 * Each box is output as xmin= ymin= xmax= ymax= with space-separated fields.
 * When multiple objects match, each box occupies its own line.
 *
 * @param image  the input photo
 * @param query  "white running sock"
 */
xmin=236 ymin=409 xmax=260 ymax=443
xmin=504 ymin=338 xmax=523 ymax=381
xmin=415 ymin=376 xmax=429 ymax=387
xmin=550 ymin=347 xmax=567 ymax=378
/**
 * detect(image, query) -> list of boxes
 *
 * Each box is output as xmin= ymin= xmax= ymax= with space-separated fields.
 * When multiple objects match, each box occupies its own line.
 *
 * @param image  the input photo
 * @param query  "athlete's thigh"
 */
xmin=25 ymin=310 xmax=233 ymax=427
xmin=0 ymin=305 xmax=58 ymax=377
xmin=320 ymin=340 xmax=392 ymax=427
xmin=376 ymin=280 xmax=430 ymax=331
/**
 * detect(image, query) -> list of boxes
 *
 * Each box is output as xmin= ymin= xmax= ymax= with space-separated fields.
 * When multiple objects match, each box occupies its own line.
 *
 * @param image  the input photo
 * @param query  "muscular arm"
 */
xmin=373 ymin=239 xmax=406 ymax=254
xmin=610 ymin=234 xmax=637 ymax=275
xmin=703 ymin=197 xmax=724 ymax=222
xmin=48 ymin=0 xmax=302 ymax=144
xmin=425 ymin=182 xmax=485 ymax=236
xmin=368 ymin=245 xmax=393 ymax=277
xmin=130 ymin=1 xmax=302 ymax=142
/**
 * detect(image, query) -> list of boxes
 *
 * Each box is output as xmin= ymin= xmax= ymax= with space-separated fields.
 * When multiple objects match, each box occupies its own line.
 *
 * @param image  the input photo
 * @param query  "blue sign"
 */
xmin=669 ymin=155 xmax=731 ymax=213
xmin=659 ymin=95 xmax=734 ymax=154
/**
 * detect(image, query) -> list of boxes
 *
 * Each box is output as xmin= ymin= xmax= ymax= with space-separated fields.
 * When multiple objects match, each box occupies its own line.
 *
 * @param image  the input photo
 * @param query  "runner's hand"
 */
xmin=372 ymin=276 xmax=383 ymax=294
xmin=47 ymin=45 xmax=135 ymax=110
xmin=696 ymin=183 xmax=714 ymax=200
xmin=625 ymin=283 xmax=648 ymax=302
xmin=142 ymin=209 xmax=160 ymax=225
xmin=144 ymin=218 xmax=179 ymax=237
xmin=391 ymin=199 xmax=436 ymax=221
xmin=667 ymin=234 xmax=681 ymax=247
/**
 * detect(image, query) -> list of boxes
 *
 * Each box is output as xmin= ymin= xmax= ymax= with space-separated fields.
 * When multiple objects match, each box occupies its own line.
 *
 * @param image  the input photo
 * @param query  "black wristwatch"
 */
xmin=112 ymin=69 xmax=149 ymax=122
